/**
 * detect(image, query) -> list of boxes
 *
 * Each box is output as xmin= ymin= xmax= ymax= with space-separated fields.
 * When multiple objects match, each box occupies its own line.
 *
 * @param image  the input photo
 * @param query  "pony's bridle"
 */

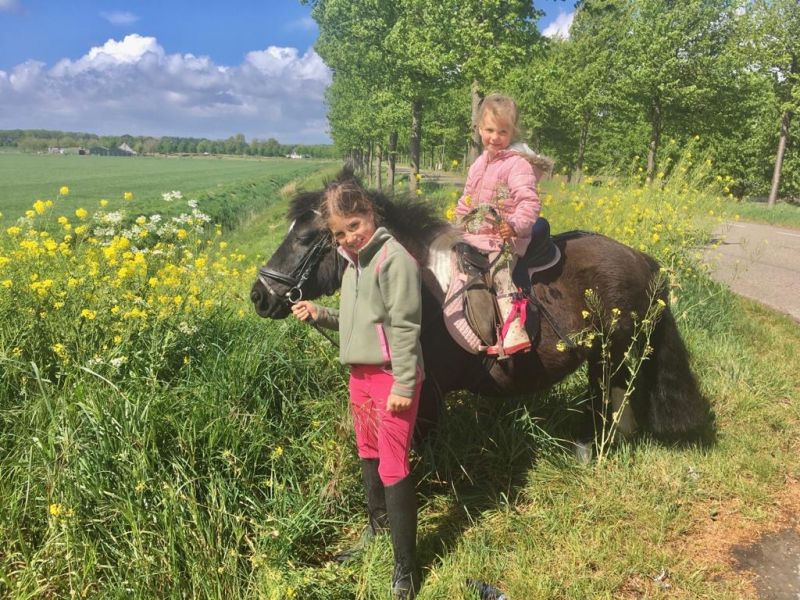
xmin=257 ymin=230 xmax=332 ymax=304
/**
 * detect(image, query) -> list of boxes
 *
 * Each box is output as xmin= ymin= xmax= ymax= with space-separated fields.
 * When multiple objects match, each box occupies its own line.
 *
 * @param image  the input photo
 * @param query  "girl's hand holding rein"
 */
xmin=497 ymin=221 xmax=517 ymax=241
xmin=291 ymin=300 xmax=318 ymax=322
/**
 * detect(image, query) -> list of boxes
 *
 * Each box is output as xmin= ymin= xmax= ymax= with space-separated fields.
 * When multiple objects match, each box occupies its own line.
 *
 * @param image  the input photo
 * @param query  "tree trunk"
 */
xmin=574 ymin=113 xmax=590 ymax=182
xmin=377 ymin=143 xmax=383 ymax=191
xmin=366 ymin=141 xmax=373 ymax=185
xmin=409 ymin=98 xmax=423 ymax=194
xmin=468 ymin=80 xmax=484 ymax=166
xmin=388 ymin=131 xmax=398 ymax=192
xmin=768 ymin=108 xmax=793 ymax=207
xmin=768 ymin=56 xmax=796 ymax=207
xmin=646 ymin=97 xmax=662 ymax=185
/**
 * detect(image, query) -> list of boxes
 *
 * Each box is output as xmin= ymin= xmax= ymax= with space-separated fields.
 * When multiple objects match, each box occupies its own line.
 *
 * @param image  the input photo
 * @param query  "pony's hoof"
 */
xmin=573 ymin=440 xmax=593 ymax=464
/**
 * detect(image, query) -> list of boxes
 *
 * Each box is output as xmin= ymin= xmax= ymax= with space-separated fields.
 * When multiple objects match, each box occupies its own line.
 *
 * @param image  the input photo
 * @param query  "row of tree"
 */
xmin=0 ymin=130 xmax=338 ymax=159
xmin=307 ymin=0 xmax=799 ymax=203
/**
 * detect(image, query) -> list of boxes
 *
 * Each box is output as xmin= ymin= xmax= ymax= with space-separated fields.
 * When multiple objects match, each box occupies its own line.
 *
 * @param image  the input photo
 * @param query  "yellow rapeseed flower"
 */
xmin=59 ymin=186 xmax=70 ymax=196
xmin=123 ymin=192 xmax=134 ymax=201
xmin=75 ymin=208 xmax=88 ymax=220
xmin=80 ymin=308 xmax=97 ymax=320
xmin=100 ymin=199 xmax=109 ymax=207
xmin=6 ymin=226 xmax=21 ymax=236
xmin=33 ymin=200 xmax=47 ymax=215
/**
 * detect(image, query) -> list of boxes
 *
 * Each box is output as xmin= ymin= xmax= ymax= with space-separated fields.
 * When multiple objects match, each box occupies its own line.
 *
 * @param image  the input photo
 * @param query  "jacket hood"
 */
xmin=337 ymin=226 xmax=392 ymax=266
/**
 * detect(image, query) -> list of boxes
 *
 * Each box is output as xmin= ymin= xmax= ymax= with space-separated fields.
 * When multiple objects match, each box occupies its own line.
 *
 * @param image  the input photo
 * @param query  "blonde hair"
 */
xmin=477 ymin=93 xmax=522 ymax=142
xmin=318 ymin=180 xmax=377 ymax=227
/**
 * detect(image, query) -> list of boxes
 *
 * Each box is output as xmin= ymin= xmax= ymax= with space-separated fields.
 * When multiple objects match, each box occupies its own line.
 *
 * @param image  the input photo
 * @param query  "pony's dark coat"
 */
xmin=251 ymin=182 xmax=710 ymax=440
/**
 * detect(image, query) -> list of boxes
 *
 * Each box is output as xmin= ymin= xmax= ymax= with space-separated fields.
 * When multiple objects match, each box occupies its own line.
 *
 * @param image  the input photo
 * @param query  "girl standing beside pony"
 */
xmin=292 ymin=181 xmax=423 ymax=599
xmin=456 ymin=93 xmax=544 ymax=356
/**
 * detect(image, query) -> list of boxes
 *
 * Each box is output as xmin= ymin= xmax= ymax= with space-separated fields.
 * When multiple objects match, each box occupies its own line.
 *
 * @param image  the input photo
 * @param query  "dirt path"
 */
xmin=702 ymin=220 xmax=800 ymax=322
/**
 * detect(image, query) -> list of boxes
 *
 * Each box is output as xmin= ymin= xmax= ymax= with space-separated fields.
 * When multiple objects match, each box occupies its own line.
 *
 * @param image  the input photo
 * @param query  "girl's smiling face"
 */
xmin=479 ymin=113 xmax=512 ymax=158
xmin=328 ymin=210 xmax=376 ymax=253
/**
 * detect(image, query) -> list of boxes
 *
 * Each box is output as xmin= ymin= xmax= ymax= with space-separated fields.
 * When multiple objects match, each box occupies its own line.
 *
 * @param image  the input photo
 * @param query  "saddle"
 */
xmin=443 ymin=218 xmax=562 ymax=355
xmin=454 ymin=242 xmax=498 ymax=346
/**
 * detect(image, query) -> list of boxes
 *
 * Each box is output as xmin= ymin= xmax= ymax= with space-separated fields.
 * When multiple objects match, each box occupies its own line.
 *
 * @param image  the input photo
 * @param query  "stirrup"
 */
xmin=486 ymin=339 xmax=531 ymax=359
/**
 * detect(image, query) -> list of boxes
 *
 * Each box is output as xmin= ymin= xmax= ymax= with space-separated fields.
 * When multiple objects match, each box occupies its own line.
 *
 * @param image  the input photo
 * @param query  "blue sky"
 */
xmin=0 ymin=1 xmax=576 ymax=143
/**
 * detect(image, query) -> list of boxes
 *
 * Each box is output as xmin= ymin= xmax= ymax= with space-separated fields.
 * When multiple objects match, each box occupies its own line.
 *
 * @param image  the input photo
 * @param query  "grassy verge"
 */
xmin=1 ymin=167 xmax=799 ymax=598
xmin=719 ymin=199 xmax=800 ymax=229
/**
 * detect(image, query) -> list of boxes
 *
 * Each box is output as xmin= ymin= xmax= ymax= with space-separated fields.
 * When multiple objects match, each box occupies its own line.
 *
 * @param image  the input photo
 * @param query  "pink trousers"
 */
xmin=349 ymin=364 xmax=421 ymax=485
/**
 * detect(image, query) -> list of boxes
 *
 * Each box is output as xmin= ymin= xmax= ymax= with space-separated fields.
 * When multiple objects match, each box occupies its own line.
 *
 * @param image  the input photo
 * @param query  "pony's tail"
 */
xmin=639 ymin=308 xmax=713 ymax=440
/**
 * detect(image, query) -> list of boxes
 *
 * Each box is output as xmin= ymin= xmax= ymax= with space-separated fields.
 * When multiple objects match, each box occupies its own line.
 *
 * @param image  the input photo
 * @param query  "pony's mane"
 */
xmin=287 ymin=190 xmax=324 ymax=222
xmin=286 ymin=172 xmax=454 ymax=264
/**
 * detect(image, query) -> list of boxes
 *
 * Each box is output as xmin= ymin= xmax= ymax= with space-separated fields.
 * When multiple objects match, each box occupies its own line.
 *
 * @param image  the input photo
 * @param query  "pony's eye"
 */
xmin=297 ymin=231 xmax=318 ymax=244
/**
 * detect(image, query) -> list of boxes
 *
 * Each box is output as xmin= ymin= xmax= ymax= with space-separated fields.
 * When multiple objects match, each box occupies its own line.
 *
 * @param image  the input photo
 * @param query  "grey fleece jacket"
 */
xmin=313 ymin=227 xmax=424 ymax=398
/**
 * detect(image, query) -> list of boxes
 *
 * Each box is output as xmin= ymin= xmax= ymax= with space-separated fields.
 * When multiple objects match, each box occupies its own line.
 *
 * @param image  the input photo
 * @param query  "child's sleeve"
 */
xmin=378 ymin=250 xmax=423 ymax=399
xmin=455 ymin=161 xmax=480 ymax=220
xmin=313 ymin=305 xmax=339 ymax=330
xmin=506 ymin=158 xmax=541 ymax=237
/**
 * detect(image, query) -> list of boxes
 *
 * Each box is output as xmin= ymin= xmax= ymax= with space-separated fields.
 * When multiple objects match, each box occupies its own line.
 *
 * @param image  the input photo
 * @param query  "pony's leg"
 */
xmin=575 ymin=359 xmax=638 ymax=462
xmin=610 ymin=386 xmax=638 ymax=437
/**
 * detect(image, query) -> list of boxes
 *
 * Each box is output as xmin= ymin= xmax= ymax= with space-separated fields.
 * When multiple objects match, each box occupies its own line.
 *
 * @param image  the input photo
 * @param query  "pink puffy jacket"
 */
xmin=455 ymin=148 xmax=540 ymax=256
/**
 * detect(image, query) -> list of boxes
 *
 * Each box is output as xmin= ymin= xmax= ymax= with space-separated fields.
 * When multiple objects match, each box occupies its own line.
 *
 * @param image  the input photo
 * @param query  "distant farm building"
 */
xmin=89 ymin=144 xmax=137 ymax=157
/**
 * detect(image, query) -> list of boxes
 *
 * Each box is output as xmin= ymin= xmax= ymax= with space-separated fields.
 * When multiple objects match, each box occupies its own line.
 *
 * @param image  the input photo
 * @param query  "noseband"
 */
xmin=257 ymin=231 xmax=332 ymax=304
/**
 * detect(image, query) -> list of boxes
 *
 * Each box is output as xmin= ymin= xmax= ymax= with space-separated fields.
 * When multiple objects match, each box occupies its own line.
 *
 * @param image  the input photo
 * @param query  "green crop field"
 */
xmin=0 ymin=152 xmax=333 ymax=220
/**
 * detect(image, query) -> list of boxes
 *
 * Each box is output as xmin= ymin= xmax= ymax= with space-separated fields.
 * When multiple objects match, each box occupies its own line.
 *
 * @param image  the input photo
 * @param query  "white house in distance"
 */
xmin=118 ymin=143 xmax=137 ymax=155
xmin=286 ymin=148 xmax=303 ymax=159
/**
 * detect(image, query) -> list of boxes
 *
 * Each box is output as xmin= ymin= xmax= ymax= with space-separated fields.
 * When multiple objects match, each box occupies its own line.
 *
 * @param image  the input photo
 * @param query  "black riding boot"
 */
xmin=385 ymin=475 xmax=419 ymax=599
xmin=334 ymin=458 xmax=387 ymax=562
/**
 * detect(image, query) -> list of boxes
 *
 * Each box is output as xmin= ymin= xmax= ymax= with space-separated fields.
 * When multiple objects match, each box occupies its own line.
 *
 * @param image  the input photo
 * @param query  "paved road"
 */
xmin=703 ymin=221 xmax=800 ymax=322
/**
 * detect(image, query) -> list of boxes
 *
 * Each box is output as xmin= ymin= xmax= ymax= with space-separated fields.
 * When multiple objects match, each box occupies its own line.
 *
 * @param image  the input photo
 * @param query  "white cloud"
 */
xmin=285 ymin=16 xmax=316 ymax=32
xmin=101 ymin=11 xmax=140 ymax=26
xmin=543 ymin=11 xmax=574 ymax=39
xmin=0 ymin=34 xmax=332 ymax=143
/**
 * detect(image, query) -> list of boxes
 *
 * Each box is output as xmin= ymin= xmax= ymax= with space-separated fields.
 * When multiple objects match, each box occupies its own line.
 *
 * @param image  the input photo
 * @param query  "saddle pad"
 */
xmin=443 ymin=252 xmax=487 ymax=355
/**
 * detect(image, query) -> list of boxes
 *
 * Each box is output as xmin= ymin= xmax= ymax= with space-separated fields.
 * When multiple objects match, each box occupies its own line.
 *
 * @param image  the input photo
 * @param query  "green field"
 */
xmin=0 ymin=153 xmax=333 ymax=220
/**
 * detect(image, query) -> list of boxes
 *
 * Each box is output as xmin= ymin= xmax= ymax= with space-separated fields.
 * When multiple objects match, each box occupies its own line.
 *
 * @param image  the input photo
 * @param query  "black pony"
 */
xmin=250 ymin=176 xmax=710 ymax=444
